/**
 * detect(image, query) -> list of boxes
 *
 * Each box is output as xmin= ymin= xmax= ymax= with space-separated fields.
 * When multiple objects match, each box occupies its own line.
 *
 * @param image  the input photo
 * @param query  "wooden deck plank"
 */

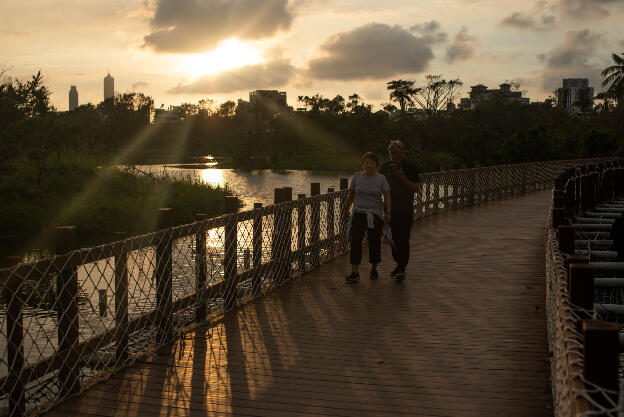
xmin=43 ymin=190 xmax=554 ymax=416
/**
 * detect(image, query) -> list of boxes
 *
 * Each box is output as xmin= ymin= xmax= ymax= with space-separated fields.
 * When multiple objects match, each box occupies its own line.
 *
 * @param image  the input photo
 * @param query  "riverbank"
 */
xmin=0 ymin=155 xmax=232 ymax=258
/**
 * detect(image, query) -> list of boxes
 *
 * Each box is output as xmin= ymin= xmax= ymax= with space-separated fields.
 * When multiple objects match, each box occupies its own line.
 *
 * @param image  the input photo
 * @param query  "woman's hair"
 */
xmin=361 ymin=152 xmax=379 ymax=166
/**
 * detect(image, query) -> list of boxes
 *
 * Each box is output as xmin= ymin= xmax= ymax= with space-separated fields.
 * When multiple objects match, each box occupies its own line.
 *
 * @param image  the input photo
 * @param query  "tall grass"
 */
xmin=0 ymin=154 xmax=232 ymax=257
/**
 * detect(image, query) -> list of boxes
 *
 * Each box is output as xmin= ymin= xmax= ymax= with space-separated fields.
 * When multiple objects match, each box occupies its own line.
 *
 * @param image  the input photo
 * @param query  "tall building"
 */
xmin=249 ymin=90 xmax=287 ymax=107
xmin=104 ymin=72 xmax=114 ymax=101
xmin=459 ymin=83 xmax=530 ymax=109
xmin=68 ymin=85 xmax=78 ymax=111
xmin=556 ymin=78 xmax=594 ymax=113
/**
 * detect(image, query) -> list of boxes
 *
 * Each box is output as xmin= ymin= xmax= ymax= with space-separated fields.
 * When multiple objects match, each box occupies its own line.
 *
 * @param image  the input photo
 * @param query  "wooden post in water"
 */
xmin=582 ymin=319 xmax=620 ymax=408
xmin=224 ymin=196 xmax=239 ymax=309
xmin=155 ymin=208 xmax=173 ymax=343
xmin=310 ymin=183 xmax=321 ymax=267
xmin=297 ymin=194 xmax=307 ymax=272
xmin=552 ymin=207 xmax=566 ymax=229
xmin=194 ymin=214 xmax=207 ymax=322
xmin=252 ymin=203 xmax=263 ymax=296
xmin=327 ymin=187 xmax=335 ymax=258
xmin=2 ymin=256 xmax=25 ymax=417
xmin=55 ymin=226 xmax=80 ymax=397
xmin=558 ymin=225 xmax=575 ymax=255
xmin=98 ymin=289 xmax=107 ymax=317
xmin=113 ymin=231 xmax=129 ymax=363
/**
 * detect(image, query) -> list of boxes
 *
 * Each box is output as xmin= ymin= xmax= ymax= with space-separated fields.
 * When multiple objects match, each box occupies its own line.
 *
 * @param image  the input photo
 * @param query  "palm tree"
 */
xmin=594 ymin=91 xmax=613 ymax=112
xmin=601 ymin=52 xmax=624 ymax=105
xmin=387 ymin=80 xmax=416 ymax=113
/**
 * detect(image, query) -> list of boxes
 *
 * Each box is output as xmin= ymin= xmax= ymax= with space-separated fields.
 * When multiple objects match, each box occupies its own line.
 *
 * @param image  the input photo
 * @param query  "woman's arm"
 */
xmin=383 ymin=190 xmax=391 ymax=223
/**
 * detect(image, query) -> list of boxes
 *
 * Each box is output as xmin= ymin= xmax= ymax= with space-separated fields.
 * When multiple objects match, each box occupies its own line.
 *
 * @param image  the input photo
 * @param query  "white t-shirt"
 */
xmin=349 ymin=172 xmax=390 ymax=211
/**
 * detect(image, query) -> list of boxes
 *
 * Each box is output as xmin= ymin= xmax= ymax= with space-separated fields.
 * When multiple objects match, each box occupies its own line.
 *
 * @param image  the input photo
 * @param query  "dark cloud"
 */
xmin=445 ymin=27 xmax=479 ymax=63
xmin=538 ymin=29 xmax=606 ymax=92
xmin=410 ymin=20 xmax=448 ymax=43
xmin=306 ymin=23 xmax=434 ymax=81
xmin=544 ymin=29 xmax=605 ymax=68
xmin=498 ymin=11 xmax=556 ymax=30
xmin=132 ymin=81 xmax=149 ymax=89
xmin=143 ymin=0 xmax=293 ymax=53
xmin=169 ymin=59 xmax=296 ymax=94
xmin=557 ymin=0 xmax=621 ymax=19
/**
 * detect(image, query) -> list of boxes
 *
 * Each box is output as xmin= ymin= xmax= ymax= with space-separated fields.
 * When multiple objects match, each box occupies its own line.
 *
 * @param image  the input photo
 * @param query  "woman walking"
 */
xmin=342 ymin=152 xmax=392 ymax=283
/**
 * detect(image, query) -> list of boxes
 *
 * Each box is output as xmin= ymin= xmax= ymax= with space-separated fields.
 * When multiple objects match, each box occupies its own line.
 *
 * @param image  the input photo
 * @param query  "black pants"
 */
xmin=350 ymin=212 xmax=384 ymax=265
xmin=390 ymin=212 xmax=413 ymax=269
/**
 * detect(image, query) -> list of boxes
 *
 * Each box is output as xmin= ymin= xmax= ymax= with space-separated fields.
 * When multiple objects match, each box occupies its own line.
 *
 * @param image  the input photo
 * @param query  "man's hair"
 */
xmin=388 ymin=140 xmax=406 ymax=152
xmin=361 ymin=151 xmax=379 ymax=166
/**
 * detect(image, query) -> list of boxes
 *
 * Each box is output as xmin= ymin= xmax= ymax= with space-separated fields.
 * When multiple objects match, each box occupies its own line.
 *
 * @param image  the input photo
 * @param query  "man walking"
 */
xmin=380 ymin=140 xmax=421 ymax=281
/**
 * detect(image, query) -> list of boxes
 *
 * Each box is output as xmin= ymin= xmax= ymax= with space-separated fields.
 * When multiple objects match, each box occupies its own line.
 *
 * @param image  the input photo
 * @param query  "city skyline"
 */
xmin=1 ymin=0 xmax=623 ymax=111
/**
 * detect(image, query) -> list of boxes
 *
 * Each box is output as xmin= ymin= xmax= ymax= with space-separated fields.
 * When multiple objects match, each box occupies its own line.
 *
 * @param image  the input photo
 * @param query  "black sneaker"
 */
xmin=395 ymin=271 xmax=406 ymax=281
xmin=390 ymin=266 xmax=404 ymax=277
xmin=370 ymin=270 xmax=379 ymax=280
xmin=345 ymin=272 xmax=360 ymax=283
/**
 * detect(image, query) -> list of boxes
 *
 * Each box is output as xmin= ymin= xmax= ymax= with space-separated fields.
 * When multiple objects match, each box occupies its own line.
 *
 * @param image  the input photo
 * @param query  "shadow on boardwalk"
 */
xmin=47 ymin=190 xmax=554 ymax=417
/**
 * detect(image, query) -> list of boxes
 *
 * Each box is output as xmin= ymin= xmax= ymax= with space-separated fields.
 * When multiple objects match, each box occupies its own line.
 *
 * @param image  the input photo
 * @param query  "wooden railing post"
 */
xmin=327 ymin=187 xmax=335 ymax=258
xmin=311 ymin=183 xmax=321 ymax=267
xmin=582 ymin=320 xmax=620 ymax=407
xmin=339 ymin=178 xmax=349 ymax=252
xmin=113 ymin=231 xmax=129 ymax=364
xmin=552 ymin=207 xmax=566 ymax=229
xmin=568 ymin=263 xmax=594 ymax=313
xmin=224 ymin=196 xmax=239 ymax=309
xmin=2 ymin=256 xmax=25 ymax=416
xmin=282 ymin=187 xmax=293 ymax=283
xmin=272 ymin=188 xmax=284 ymax=284
xmin=55 ymin=226 xmax=80 ymax=397
xmin=155 ymin=208 xmax=173 ymax=343
xmin=297 ymin=194 xmax=306 ymax=273
xmin=252 ymin=202 xmax=263 ymax=296
xmin=558 ymin=225 xmax=575 ymax=255
xmin=194 ymin=214 xmax=207 ymax=322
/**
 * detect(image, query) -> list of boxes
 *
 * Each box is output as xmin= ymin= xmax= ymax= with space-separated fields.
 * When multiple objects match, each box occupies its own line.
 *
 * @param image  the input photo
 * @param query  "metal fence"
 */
xmin=0 ymin=158 xmax=614 ymax=416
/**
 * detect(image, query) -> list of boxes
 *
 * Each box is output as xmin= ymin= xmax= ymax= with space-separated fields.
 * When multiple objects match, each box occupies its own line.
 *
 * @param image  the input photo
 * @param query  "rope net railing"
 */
xmin=546 ymin=160 xmax=624 ymax=417
xmin=0 ymin=157 xmax=615 ymax=416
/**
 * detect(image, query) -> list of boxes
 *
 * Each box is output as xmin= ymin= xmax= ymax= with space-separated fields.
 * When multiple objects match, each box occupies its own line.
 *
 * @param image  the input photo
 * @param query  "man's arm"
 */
xmin=392 ymin=167 xmax=421 ymax=193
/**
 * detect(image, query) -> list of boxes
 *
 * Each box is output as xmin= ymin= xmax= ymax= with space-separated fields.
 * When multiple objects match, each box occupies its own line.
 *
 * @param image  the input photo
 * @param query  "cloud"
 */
xmin=446 ymin=27 xmax=479 ymax=63
xmin=556 ymin=0 xmax=621 ymax=19
xmin=306 ymin=23 xmax=434 ymax=81
xmin=168 ymin=58 xmax=296 ymax=94
xmin=410 ymin=20 xmax=448 ymax=44
xmin=538 ymin=29 xmax=606 ymax=91
xmin=132 ymin=81 xmax=149 ymax=89
xmin=498 ymin=11 xmax=556 ymax=30
xmin=143 ymin=0 xmax=294 ymax=53
xmin=619 ymin=37 xmax=624 ymax=48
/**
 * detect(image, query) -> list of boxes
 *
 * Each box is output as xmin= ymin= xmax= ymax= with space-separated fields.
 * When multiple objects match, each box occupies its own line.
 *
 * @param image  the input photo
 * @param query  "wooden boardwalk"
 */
xmin=46 ymin=190 xmax=554 ymax=417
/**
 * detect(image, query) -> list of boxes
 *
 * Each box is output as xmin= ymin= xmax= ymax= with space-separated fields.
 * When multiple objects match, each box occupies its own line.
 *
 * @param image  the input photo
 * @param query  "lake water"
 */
xmin=133 ymin=163 xmax=354 ymax=209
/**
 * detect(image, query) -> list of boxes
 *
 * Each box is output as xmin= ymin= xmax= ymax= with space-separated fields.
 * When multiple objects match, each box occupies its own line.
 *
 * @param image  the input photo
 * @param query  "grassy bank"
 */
xmin=0 ymin=154 xmax=232 ymax=258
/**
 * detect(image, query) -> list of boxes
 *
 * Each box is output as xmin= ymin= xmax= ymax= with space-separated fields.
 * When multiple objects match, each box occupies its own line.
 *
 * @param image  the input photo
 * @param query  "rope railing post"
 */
xmin=224 ymin=196 xmax=239 ymax=309
xmin=155 ymin=208 xmax=173 ymax=343
xmin=311 ymin=183 xmax=321 ymax=268
xmin=297 ymin=194 xmax=306 ymax=273
xmin=3 ymin=256 xmax=25 ymax=417
xmin=252 ymin=202 xmax=263 ymax=296
xmin=272 ymin=188 xmax=284 ymax=284
xmin=55 ymin=226 xmax=80 ymax=397
xmin=194 ymin=214 xmax=207 ymax=322
xmin=581 ymin=320 xmax=620 ymax=408
xmin=113 ymin=231 xmax=129 ymax=364
xmin=327 ymin=187 xmax=335 ymax=258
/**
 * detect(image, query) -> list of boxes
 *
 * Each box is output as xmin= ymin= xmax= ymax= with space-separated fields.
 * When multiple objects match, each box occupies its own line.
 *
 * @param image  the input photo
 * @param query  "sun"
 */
xmin=183 ymin=39 xmax=263 ymax=79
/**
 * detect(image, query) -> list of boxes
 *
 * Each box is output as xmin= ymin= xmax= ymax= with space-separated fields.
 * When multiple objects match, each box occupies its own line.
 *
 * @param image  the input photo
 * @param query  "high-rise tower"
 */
xmin=69 ymin=85 xmax=78 ymax=110
xmin=104 ymin=72 xmax=114 ymax=101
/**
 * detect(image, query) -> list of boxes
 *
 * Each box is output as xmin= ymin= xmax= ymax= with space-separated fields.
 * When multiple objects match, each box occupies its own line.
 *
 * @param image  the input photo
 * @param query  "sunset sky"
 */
xmin=1 ymin=0 xmax=623 ymax=111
